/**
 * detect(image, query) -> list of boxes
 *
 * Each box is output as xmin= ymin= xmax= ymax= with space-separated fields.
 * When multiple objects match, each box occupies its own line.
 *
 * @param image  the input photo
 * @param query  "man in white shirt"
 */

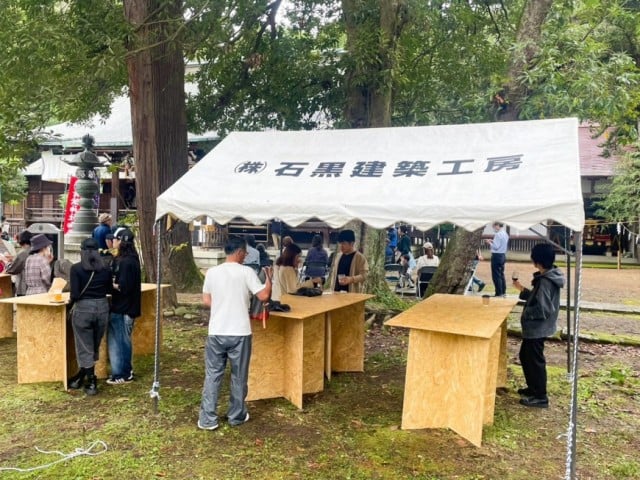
xmin=198 ymin=236 xmax=272 ymax=431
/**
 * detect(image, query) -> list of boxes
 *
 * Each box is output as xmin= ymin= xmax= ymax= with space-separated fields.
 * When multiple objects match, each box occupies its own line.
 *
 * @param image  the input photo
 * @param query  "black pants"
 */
xmin=491 ymin=253 xmax=506 ymax=296
xmin=519 ymin=338 xmax=547 ymax=398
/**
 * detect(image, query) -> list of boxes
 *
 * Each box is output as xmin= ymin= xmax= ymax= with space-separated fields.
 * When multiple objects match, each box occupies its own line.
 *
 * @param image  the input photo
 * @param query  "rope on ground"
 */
xmin=0 ymin=440 xmax=108 ymax=473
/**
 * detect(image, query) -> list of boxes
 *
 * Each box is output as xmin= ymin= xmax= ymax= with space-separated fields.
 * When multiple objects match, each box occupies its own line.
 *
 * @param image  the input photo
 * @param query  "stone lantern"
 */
xmin=63 ymin=134 xmax=103 ymax=244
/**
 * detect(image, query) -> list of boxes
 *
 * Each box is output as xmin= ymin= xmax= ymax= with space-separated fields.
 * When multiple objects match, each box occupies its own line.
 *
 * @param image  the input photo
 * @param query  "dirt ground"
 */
xmin=473 ymin=260 xmax=640 ymax=305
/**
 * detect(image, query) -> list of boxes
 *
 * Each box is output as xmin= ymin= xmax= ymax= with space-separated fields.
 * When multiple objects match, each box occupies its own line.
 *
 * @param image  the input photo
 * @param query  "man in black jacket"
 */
xmin=106 ymin=228 xmax=141 ymax=385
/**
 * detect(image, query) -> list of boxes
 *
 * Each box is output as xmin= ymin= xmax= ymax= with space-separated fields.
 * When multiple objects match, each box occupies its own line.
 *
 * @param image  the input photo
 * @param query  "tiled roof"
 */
xmin=579 ymin=123 xmax=619 ymax=177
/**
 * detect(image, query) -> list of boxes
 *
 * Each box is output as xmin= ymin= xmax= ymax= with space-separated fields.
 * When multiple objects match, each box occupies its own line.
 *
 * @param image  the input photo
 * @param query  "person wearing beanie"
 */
xmin=107 ymin=228 xmax=141 ymax=385
xmin=327 ymin=229 xmax=369 ymax=293
xmin=4 ymin=230 xmax=33 ymax=296
xmin=67 ymin=237 xmax=114 ymax=395
xmin=24 ymin=234 xmax=54 ymax=295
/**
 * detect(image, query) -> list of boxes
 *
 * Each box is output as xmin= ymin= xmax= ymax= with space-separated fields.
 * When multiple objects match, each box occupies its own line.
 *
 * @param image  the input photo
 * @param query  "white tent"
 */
xmin=23 ymin=150 xmax=132 ymax=183
xmin=40 ymin=90 xmax=218 ymax=150
xmin=156 ymin=117 xmax=584 ymax=232
xmin=154 ymin=118 xmax=585 ymax=477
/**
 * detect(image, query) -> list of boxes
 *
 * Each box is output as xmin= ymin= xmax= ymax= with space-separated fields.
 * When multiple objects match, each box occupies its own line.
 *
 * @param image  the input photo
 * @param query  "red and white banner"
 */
xmin=63 ymin=176 xmax=81 ymax=234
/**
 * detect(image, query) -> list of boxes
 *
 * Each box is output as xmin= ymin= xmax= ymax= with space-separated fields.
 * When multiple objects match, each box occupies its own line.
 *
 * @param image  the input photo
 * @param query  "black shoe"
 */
xmin=68 ymin=371 xmax=85 ymax=390
xmin=517 ymin=387 xmax=533 ymax=397
xmin=478 ymin=282 xmax=485 ymax=292
xmin=519 ymin=396 xmax=548 ymax=408
xmin=84 ymin=375 xmax=98 ymax=396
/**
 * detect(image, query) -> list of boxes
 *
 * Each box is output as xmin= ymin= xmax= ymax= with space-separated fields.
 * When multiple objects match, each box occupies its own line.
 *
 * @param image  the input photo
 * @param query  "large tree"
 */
xmin=123 ymin=0 xmax=200 ymax=291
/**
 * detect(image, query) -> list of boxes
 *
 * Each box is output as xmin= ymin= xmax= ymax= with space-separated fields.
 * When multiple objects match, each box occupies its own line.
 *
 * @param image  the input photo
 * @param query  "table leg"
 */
xmin=325 ymin=312 xmax=332 ymax=380
xmin=133 ymin=287 xmax=160 ymax=355
xmin=248 ymin=313 xmax=325 ymax=409
xmin=329 ymin=301 xmax=365 ymax=373
xmin=16 ymin=304 xmax=67 ymax=386
xmin=496 ymin=321 xmax=508 ymax=388
xmin=0 ymin=303 xmax=13 ymax=338
xmin=401 ymin=329 xmax=492 ymax=447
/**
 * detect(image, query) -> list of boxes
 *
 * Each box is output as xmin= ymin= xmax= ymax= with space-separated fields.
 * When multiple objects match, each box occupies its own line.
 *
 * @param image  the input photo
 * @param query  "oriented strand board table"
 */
xmin=0 ymin=283 xmax=165 ymax=388
xmin=247 ymin=292 xmax=372 ymax=409
xmin=0 ymin=274 xmax=13 ymax=337
xmin=386 ymin=293 xmax=517 ymax=447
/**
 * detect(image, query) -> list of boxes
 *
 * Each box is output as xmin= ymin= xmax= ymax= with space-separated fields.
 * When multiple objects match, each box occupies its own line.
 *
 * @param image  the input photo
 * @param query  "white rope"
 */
xmin=0 ymin=440 xmax=108 ymax=473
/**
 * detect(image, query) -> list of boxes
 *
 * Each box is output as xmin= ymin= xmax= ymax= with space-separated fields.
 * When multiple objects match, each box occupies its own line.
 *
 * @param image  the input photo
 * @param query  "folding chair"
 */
xmin=416 ymin=266 xmax=437 ymax=298
xmin=384 ymin=263 xmax=402 ymax=291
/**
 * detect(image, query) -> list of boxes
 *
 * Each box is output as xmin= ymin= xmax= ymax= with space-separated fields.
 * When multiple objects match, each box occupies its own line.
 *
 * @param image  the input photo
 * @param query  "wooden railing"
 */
xmin=25 ymin=208 xmax=65 ymax=224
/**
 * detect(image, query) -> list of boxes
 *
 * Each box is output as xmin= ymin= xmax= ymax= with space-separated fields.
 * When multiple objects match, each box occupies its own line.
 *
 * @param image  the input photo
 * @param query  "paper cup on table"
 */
xmin=482 ymin=295 xmax=490 ymax=306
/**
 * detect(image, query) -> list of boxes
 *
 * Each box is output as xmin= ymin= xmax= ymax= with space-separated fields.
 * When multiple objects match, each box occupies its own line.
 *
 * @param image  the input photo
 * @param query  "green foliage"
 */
xmin=185 ymin=1 xmax=344 ymax=136
xmin=0 ymin=157 xmax=28 ymax=203
xmin=0 ymin=0 xmax=128 ymax=159
xmin=595 ymin=150 xmax=640 ymax=223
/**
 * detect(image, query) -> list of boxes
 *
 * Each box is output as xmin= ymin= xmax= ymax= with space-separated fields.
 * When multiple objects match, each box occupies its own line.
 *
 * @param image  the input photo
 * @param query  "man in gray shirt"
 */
xmin=485 ymin=222 xmax=509 ymax=297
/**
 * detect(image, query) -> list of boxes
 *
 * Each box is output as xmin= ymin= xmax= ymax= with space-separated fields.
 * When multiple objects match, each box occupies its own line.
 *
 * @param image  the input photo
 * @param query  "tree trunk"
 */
xmin=342 ymin=0 xmax=408 ymax=296
xmin=426 ymin=228 xmax=483 ymax=296
xmin=124 ymin=0 xmax=202 ymax=297
xmin=500 ymin=0 xmax=554 ymax=121
xmin=428 ymin=0 xmax=554 ymax=295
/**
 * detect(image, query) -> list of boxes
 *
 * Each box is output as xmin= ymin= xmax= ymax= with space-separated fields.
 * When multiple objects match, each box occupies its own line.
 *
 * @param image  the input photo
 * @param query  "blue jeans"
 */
xmin=199 ymin=335 xmax=251 ymax=428
xmin=108 ymin=313 xmax=135 ymax=379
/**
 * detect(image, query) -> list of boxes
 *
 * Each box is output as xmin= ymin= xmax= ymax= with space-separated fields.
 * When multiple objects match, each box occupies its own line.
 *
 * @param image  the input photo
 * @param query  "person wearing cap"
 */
xmin=93 ymin=213 xmax=113 ymax=251
xmin=327 ymin=229 xmax=369 ymax=293
xmin=4 ymin=230 xmax=32 ymax=296
xmin=106 ymin=228 xmax=141 ymax=385
xmin=67 ymin=238 xmax=114 ymax=395
xmin=415 ymin=242 xmax=440 ymax=271
xmin=24 ymin=234 xmax=54 ymax=295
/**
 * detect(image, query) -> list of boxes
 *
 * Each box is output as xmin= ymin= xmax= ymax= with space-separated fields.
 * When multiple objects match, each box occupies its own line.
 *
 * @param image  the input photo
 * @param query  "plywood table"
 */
xmin=0 ymin=274 xmax=13 ymax=337
xmin=247 ymin=292 xmax=372 ymax=409
xmin=0 ymin=283 xmax=166 ymax=388
xmin=386 ymin=293 xmax=517 ymax=447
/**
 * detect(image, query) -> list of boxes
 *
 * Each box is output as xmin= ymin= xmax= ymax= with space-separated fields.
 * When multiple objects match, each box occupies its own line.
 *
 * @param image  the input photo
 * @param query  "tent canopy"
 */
xmin=23 ymin=151 xmax=132 ymax=183
xmin=156 ymin=118 xmax=584 ymax=232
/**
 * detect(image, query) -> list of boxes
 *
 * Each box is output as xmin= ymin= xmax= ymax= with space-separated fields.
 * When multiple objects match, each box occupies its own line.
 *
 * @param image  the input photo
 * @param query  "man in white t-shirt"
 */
xmin=198 ymin=236 xmax=272 ymax=431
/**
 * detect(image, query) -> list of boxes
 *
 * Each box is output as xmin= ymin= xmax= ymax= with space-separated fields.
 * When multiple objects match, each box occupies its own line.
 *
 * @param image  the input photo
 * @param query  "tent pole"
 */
xmin=565 ymin=228 xmax=572 ymax=373
xmin=150 ymin=218 xmax=163 ymax=414
xmin=565 ymin=232 xmax=583 ymax=480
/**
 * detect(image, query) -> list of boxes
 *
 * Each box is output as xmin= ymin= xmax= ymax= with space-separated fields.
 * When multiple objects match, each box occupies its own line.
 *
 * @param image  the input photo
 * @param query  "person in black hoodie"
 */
xmin=68 ymin=238 xmax=113 ymax=395
xmin=512 ymin=243 xmax=565 ymax=408
xmin=106 ymin=228 xmax=141 ymax=385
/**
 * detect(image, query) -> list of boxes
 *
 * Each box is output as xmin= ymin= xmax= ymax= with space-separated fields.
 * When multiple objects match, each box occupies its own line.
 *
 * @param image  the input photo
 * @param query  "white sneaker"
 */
xmin=197 ymin=420 xmax=219 ymax=431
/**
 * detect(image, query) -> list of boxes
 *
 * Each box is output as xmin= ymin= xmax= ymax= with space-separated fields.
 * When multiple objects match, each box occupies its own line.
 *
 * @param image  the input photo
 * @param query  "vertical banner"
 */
xmin=63 ymin=176 xmax=80 ymax=234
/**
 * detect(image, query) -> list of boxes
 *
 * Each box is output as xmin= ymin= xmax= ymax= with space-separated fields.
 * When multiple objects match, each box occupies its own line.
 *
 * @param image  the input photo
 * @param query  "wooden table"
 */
xmin=0 ymin=283 xmax=165 ymax=388
xmin=247 ymin=292 xmax=372 ymax=409
xmin=386 ymin=293 xmax=517 ymax=447
xmin=0 ymin=274 xmax=13 ymax=337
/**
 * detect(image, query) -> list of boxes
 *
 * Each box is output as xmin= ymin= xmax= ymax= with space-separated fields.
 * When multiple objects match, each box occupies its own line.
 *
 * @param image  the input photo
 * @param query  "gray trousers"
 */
xmin=71 ymin=297 xmax=110 ymax=369
xmin=199 ymin=335 xmax=252 ymax=427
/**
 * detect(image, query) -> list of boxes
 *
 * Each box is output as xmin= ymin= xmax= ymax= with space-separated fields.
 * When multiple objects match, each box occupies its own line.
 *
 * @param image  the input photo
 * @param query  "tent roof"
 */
xmin=156 ymin=118 xmax=585 ymax=232
xmin=39 ymin=89 xmax=218 ymax=149
xmin=24 ymin=150 xmax=133 ymax=183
